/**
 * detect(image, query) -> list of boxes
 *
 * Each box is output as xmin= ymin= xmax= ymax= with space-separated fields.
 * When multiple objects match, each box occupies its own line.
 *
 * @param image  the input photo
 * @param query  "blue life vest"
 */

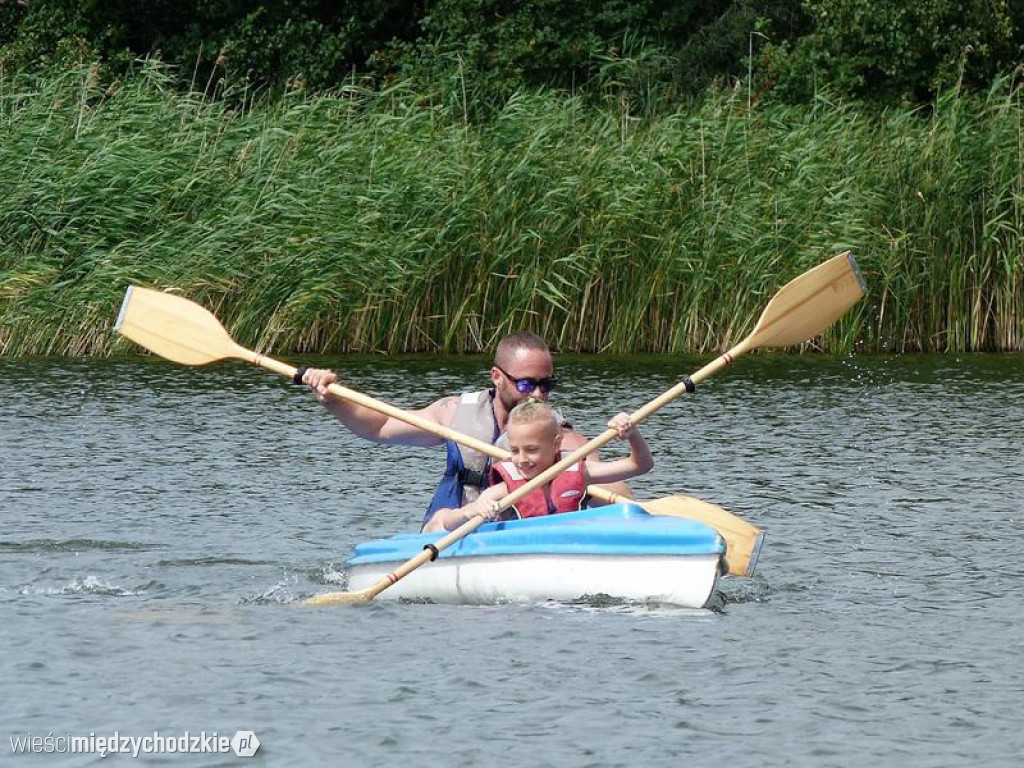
xmin=422 ymin=390 xmax=503 ymax=527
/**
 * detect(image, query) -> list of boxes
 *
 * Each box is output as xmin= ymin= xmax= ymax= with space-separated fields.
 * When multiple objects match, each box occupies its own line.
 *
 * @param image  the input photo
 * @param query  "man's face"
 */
xmin=492 ymin=348 xmax=555 ymax=412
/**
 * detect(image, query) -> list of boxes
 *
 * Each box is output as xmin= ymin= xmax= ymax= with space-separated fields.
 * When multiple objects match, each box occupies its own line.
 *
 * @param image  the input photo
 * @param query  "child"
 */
xmin=422 ymin=399 xmax=653 ymax=532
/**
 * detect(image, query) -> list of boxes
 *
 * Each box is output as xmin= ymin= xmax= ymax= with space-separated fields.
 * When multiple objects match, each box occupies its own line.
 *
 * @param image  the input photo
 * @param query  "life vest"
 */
xmin=423 ymin=390 xmax=506 ymax=525
xmin=490 ymin=453 xmax=588 ymax=519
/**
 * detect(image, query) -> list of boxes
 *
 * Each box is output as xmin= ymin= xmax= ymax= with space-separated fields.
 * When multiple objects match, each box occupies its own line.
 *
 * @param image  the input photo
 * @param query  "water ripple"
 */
xmin=2 ymin=354 xmax=1023 ymax=767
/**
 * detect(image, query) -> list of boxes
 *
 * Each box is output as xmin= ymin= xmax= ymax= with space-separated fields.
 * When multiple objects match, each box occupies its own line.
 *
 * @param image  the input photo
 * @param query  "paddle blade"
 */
xmin=639 ymin=495 xmax=763 ymax=577
xmin=303 ymin=590 xmax=372 ymax=606
xmin=116 ymin=286 xmax=242 ymax=365
xmin=748 ymin=251 xmax=866 ymax=349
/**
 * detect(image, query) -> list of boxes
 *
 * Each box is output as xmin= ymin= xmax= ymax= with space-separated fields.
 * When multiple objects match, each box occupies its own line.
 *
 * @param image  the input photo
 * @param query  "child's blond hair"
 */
xmin=507 ymin=399 xmax=560 ymax=435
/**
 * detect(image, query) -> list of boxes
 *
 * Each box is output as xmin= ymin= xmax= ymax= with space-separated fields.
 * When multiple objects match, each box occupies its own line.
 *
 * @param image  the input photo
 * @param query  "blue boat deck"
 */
xmin=347 ymin=503 xmax=726 ymax=565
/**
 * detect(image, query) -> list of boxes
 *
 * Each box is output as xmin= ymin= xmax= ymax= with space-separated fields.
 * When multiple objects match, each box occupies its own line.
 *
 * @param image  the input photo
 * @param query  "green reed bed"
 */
xmin=1 ymin=61 xmax=1021 ymax=355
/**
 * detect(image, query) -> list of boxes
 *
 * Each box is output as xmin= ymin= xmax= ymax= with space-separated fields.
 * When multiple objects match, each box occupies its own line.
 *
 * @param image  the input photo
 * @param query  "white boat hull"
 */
xmin=346 ymin=552 xmax=723 ymax=608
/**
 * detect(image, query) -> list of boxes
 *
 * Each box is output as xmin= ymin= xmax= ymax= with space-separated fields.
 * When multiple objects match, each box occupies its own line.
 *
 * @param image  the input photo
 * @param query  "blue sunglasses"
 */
xmin=496 ymin=365 xmax=557 ymax=394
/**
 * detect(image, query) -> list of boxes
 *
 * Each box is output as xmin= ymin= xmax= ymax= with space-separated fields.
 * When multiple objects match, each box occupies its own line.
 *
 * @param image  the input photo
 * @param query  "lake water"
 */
xmin=1 ymin=353 xmax=1022 ymax=766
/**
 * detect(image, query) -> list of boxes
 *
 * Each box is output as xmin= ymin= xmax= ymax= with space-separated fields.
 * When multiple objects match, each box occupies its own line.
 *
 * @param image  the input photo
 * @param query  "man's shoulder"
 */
xmin=559 ymin=427 xmax=587 ymax=449
xmin=429 ymin=389 xmax=490 ymax=421
xmin=453 ymin=389 xmax=493 ymax=405
xmin=419 ymin=394 xmax=457 ymax=424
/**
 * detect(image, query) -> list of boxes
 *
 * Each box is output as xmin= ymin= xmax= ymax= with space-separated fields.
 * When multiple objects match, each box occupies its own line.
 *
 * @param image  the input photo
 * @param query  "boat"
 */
xmin=344 ymin=503 xmax=726 ymax=608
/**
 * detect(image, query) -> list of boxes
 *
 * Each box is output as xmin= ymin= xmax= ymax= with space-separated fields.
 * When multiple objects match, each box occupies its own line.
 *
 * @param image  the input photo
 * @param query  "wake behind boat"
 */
xmin=344 ymin=503 xmax=726 ymax=608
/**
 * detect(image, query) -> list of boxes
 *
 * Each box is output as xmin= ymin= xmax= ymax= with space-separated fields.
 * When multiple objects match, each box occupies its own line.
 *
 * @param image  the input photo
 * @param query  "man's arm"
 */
xmin=302 ymin=368 xmax=454 ymax=447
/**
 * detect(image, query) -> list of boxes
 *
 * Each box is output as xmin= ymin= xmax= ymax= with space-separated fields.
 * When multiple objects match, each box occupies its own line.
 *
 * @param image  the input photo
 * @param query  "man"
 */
xmin=300 ymin=332 xmax=631 ymax=525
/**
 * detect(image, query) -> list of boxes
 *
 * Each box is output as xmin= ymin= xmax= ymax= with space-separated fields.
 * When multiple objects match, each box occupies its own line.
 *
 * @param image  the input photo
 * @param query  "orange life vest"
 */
xmin=490 ymin=455 xmax=588 ymax=519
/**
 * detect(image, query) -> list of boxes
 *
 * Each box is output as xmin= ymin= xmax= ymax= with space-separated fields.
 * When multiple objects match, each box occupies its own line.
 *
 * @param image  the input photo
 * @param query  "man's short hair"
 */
xmin=494 ymin=332 xmax=549 ymax=368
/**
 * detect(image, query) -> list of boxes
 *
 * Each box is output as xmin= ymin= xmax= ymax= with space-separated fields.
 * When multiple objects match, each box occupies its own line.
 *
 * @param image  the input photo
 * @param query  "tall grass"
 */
xmin=1 ymin=61 xmax=1021 ymax=356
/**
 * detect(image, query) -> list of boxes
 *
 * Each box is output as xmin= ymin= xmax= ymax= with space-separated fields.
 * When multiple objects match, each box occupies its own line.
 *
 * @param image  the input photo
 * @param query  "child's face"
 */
xmin=506 ymin=420 xmax=562 ymax=480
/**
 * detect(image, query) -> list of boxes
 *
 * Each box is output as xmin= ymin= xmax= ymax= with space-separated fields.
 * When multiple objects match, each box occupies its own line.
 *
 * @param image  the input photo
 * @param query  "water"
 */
xmin=1 ymin=353 xmax=1022 ymax=766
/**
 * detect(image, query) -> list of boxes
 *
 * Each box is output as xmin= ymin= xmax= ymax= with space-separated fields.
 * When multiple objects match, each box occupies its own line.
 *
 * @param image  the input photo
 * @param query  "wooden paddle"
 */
xmin=114 ymin=283 xmax=761 ymax=574
xmin=301 ymin=251 xmax=867 ymax=604
xmin=114 ymin=284 xmax=492 ymax=435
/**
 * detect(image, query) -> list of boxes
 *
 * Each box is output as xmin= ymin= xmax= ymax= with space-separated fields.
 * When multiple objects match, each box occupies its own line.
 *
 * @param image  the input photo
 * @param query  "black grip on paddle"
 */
xmin=683 ymin=376 xmax=695 ymax=393
xmin=423 ymin=543 xmax=440 ymax=562
xmin=292 ymin=366 xmax=308 ymax=385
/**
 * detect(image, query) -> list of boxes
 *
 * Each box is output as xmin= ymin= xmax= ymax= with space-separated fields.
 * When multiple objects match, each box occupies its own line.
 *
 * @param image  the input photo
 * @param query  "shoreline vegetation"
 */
xmin=1 ymin=62 xmax=1022 ymax=357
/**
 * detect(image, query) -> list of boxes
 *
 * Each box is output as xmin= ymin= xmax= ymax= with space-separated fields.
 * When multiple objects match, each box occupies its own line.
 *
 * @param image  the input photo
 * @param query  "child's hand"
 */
xmin=469 ymin=499 xmax=502 ymax=522
xmin=480 ymin=499 xmax=503 ymax=521
xmin=608 ymin=412 xmax=636 ymax=439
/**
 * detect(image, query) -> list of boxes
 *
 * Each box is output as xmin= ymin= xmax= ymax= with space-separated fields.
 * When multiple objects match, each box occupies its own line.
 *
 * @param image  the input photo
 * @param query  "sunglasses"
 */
xmin=495 ymin=365 xmax=557 ymax=394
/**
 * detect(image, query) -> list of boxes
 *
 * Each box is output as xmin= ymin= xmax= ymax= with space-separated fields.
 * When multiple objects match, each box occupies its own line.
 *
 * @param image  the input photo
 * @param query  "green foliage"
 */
xmin=163 ymin=0 xmax=424 ymax=92
xmin=2 ymin=62 xmax=1022 ymax=356
xmin=0 ymin=0 xmax=97 ymax=69
xmin=393 ymin=0 xmax=809 ymax=113
xmin=413 ymin=0 xmax=659 ymax=96
xmin=0 ymin=0 xmax=424 ymax=92
xmin=760 ymin=0 xmax=1024 ymax=101
xmin=2 ymin=0 xmax=1020 ymax=105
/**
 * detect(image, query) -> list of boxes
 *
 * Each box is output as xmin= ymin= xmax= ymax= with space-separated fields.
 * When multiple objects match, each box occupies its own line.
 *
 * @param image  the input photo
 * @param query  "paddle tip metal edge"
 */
xmin=745 ymin=530 xmax=766 ymax=577
xmin=114 ymin=285 xmax=136 ymax=333
xmin=845 ymin=251 xmax=868 ymax=296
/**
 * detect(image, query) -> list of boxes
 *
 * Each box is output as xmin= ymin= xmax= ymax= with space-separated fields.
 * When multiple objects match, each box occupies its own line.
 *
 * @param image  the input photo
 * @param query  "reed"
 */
xmin=1 ymin=61 xmax=1021 ymax=356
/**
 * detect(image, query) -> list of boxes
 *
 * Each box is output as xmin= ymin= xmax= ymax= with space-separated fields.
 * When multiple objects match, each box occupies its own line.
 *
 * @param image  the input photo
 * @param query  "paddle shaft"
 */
xmin=258 ymin=345 xmax=752 ymax=513
xmin=240 ymin=351 xmax=494 ymax=444
xmin=265 ymin=348 xmax=747 ymax=498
